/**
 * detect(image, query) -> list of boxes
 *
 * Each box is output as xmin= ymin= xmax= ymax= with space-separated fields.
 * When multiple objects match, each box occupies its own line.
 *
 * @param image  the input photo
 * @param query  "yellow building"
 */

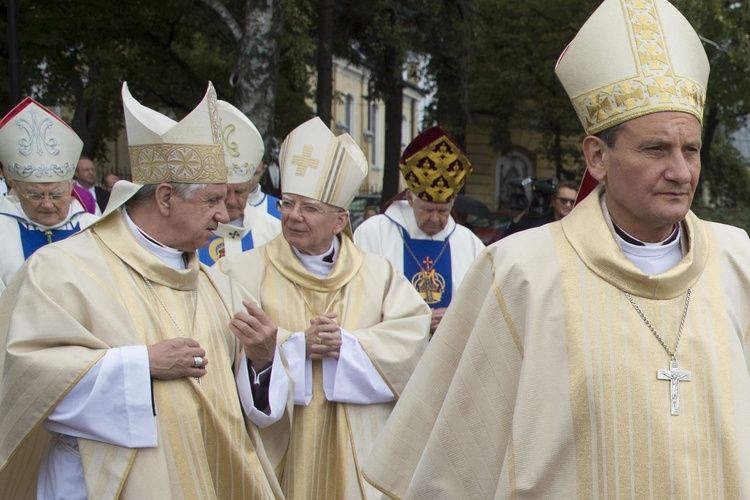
xmin=329 ymin=58 xmax=425 ymax=195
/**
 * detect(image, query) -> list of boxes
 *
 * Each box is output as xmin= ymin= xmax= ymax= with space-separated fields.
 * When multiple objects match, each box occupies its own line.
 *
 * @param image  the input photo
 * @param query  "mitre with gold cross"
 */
xmin=278 ymin=116 xmax=368 ymax=210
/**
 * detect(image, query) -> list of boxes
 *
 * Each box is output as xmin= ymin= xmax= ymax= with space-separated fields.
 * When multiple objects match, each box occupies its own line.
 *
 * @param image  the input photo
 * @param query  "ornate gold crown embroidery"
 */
xmin=128 ymin=143 xmax=226 ymax=184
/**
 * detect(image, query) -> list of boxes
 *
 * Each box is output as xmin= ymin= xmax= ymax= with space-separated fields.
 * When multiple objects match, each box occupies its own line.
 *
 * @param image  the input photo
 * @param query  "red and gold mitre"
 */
xmin=399 ymin=126 xmax=472 ymax=203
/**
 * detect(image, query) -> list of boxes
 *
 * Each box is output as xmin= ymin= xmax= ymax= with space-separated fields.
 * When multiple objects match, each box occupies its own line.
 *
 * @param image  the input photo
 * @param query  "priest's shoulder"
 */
xmin=24 ymin=227 xmax=98 ymax=264
xmin=214 ymin=246 xmax=264 ymax=274
xmin=704 ymin=219 xmax=750 ymax=253
xmin=484 ymin=222 xmax=559 ymax=269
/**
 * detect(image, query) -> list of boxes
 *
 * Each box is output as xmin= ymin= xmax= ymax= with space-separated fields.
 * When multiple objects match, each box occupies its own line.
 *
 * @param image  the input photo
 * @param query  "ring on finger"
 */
xmin=194 ymin=356 xmax=204 ymax=367
xmin=315 ymin=338 xmax=322 ymax=345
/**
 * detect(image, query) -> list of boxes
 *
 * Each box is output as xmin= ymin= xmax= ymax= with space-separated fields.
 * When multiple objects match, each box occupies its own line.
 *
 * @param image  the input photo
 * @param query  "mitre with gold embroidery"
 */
xmin=399 ymin=126 xmax=471 ymax=203
xmin=101 ymin=82 xmax=227 ymax=218
xmin=278 ymin=116 xmax=368 ymax=210
xmin=218 ymin=100 xmax=264 ymax=184
xmin=555 ymin=0 xmax=709 ymax=136
xmin=122 ymin=82 xmax=226 ymax=185
xmin=0 ymin=97 xmax=83 ymax=183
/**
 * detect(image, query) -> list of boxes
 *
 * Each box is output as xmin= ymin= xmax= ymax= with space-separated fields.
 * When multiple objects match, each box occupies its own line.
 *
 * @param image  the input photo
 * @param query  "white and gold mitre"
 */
xmin=218 ymin=100 xmax=264 ymax=184
xmin=555 ymin=0 xmax=709 ymax=135
xmin=0 ymin=97 xmax=83 ymax=183
xmin=122 ymin=81 xmax=226 ymax=184
xmin=278 ymin=116 xmax=368 ymax=209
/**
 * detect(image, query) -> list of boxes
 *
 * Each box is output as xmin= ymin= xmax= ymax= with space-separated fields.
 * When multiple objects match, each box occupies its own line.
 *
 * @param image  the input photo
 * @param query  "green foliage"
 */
xmin=275 ymin=0 xmax=316 ymax=139
xmin=698 ymin=132 xmax=750 ymax=208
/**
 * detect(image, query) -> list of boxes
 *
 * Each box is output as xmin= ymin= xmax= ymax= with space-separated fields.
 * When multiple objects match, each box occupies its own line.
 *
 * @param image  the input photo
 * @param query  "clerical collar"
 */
xmin=291 ymin=237 xmax=339 ymax=278
xmin=247 ymin=185 xmax=264 ymax=206
xmin=613 ymin=222 xmax=683 ymax=275
xmin=122 ymin=208 xmax=186 ymax=270
xmin=613 ymin=222 xmax=679 ymax=246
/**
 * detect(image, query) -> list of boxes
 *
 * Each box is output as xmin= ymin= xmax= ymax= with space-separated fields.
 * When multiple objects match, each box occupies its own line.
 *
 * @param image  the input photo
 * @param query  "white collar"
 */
xmin=385 ymin=199 xmax=455 ymax=240
xmin=122 ymin=208 xmax=186 ymax=270
xmin=291 ymin=237 xmax=339 ymax=278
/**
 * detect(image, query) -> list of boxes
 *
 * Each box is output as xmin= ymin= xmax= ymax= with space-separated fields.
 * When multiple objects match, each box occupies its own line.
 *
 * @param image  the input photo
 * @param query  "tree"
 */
xmin=200 ymin=0 xmax=284 ymax=152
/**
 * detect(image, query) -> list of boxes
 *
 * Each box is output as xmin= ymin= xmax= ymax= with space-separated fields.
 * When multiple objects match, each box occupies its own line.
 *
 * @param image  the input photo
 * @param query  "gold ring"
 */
xmin=315 ymin=338 xmax=322 ymax=345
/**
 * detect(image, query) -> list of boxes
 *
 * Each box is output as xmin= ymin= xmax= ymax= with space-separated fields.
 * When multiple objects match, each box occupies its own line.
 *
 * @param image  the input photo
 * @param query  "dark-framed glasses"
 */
xmin=276 ymin=199 xmax=344 ymax=216
xmin=556 ymin=197 xmax=575 ymax=206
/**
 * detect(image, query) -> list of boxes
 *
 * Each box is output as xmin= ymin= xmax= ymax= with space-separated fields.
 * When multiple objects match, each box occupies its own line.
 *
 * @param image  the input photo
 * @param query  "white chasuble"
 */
xmin=363 ymin=185 xmax=750 ymax=499
xmin=219 ymin=234 xmax=431 ymax=500
xmin=0 ymin=212 xmax=286 ymax=500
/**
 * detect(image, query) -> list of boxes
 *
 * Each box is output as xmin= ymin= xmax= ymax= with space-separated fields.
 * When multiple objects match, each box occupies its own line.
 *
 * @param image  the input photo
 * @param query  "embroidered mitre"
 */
xmin=218 ymin=100 xmax=264 ymax=184
xmin=0 ymin=97 xmax=83 ymax=183
xmin=398 ymin=126 xmax=471 ymax=203
xmin=555 ymin=0 xmax=709 ymax=136
xmin=122 ymin=82 xmax=226 ymax=184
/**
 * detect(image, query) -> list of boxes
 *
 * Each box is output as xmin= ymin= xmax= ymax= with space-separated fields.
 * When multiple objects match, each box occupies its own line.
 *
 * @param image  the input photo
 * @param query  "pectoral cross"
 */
xmin=657 ymin=359 xmax=690 ymax=416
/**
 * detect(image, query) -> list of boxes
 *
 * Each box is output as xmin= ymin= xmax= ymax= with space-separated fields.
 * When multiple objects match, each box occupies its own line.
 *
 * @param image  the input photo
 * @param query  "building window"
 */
xmin=345 ymin=94 xmax=355 ymax=137
xmin=368 ymin=102 xmax=380 ymax=170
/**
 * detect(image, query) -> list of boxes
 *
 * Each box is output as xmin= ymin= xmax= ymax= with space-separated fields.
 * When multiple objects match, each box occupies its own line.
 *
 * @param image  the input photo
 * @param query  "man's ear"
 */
xmin=582 ymin=136 xmax=608 ymax=183
xmin=333 ymin=211 xmax=350 ymax=235
xmin=154 ymin=183 xmax=174 ymax=216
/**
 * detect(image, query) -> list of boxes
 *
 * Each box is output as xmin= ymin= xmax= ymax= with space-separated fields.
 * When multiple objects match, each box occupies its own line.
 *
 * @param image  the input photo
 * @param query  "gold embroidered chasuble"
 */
xmin=363 ymin=186 xmax=750 ymax=499
xmin=0 ymin=211 xmax=285 ymax=500
xmin=219 ymin=234 xmax=431 ymax=500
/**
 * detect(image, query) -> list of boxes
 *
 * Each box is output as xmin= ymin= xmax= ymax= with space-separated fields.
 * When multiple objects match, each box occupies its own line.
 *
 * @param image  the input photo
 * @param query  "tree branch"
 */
xmin=199 ymin=0 xmax=242 ymax=42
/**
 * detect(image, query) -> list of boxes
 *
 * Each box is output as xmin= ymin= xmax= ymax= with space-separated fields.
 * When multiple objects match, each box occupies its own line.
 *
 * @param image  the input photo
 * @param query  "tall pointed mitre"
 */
xmin=0 ymin=97 xmax=83 ymax=183
xmin=123 ymin=82 xmax=226 ymax=184
xmin=218 ymin=100 xmax=265 ymax=184
xmin=278 ymin=116 xmax=368 ymax=210
xmin=555 ymin=0 xmax=709 ymax=136
xmin=102 ymin=82 xmax=227 ymax=218
xmin=398 ymin=126 xmax=471 ymax=203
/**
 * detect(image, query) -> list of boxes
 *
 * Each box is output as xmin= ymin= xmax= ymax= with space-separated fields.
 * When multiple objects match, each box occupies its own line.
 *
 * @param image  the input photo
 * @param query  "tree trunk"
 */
xmin=234 ymin=0 xmax=284 ymax=157
xmin=382 ymin=89 xmax=403 ymax=201
xmin=316 ymin=0 xmax=333 ymax=126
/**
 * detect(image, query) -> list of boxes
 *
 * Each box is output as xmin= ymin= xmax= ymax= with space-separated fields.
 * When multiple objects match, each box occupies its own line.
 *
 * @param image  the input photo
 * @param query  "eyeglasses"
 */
xmin=556 ymin=197 xmax=575 ymax=206
xmin=276 ymin=199 xmax=344 ymax=216
xmin=17 ymin=189 xmax=69 ymax=203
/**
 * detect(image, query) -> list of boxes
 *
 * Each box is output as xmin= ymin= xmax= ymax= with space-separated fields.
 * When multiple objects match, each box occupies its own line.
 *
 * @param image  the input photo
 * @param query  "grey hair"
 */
xmin=126 ymin=182 xmax=210 ymax=208
xmin=595 ymin=123 xmax=624 ymax=149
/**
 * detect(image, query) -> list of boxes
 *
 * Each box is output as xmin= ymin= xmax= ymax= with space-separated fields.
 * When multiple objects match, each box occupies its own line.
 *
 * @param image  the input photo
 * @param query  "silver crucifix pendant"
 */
xmin=657 ymin=359 xmax=691 ymax=415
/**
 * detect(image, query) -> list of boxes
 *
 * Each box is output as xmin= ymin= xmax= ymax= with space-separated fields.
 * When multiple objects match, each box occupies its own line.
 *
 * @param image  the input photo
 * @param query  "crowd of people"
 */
xmin=1 ymin=0 xmax=750 ymax=498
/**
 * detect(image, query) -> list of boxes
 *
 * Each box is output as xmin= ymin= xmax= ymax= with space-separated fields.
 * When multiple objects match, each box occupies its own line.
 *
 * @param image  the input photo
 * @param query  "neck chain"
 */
xmin=143 ymin=276 xmax=199 ymax=339
xmin=623 ymin=288 xmax=692 ymax=415
xmin=623 ymin=288 xmax=691 ymax=360
xmin=401 ymin=230 xmax=451 ymax=273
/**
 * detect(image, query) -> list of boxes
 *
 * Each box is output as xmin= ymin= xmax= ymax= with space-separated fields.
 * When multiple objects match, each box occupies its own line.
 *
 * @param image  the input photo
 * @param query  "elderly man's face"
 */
xmin=225 ymin=180 xmax=253 ymax=221
xmin=15 ymin=180 xmax=73 ymax=227
xmin=279 ymin=193 xmax=348 ymax=255
xmin=169 ymin=184 xmax=230 ymax=251
xmin=586 ymin=111 xmax=701 ymax=242
xmin=408 ymin=193 xmax=453 ymax=236
xmin=75 ymin=158 xmax=97 ymax=188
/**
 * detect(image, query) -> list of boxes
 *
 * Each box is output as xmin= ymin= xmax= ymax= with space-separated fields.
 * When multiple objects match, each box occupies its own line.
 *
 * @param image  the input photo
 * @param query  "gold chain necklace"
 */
xmin=143 ymin=276 xmax=201 ymax=384
xmin=623 ymin=288 xmax=692 ymax=415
